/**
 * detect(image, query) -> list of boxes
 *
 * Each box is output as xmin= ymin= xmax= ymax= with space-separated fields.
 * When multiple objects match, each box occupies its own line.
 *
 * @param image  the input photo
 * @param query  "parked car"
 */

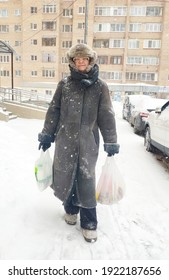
xmin=122 ymin=94 xmax=145 ymax=121
xmin=129 ymin=97 xmax=167 ymax=135
xmin=144 ymin=100 xmax=169 ymax=157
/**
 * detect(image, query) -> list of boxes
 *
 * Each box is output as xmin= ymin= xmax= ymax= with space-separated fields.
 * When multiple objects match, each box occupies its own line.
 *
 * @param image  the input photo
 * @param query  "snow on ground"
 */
xmin=0 ymin=101 xmax=169 ymax=260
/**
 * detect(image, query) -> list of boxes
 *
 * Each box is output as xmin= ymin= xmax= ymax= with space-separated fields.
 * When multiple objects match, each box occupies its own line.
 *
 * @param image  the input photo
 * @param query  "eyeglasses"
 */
xmin=73 ymin=57 xmax=89 ymax=62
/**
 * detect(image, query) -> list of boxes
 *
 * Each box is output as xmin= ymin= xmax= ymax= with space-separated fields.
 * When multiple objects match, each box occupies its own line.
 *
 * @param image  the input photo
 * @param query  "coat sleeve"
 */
xmin=42 ymin=80 xmax=63 ymax=136
xmin=97 ymin=81 xmax=117 ymax=143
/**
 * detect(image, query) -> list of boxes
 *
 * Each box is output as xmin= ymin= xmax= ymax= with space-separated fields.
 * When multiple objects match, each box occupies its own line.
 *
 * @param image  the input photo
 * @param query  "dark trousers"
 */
xmin=64 ymin=195 xmax=97 ymax=230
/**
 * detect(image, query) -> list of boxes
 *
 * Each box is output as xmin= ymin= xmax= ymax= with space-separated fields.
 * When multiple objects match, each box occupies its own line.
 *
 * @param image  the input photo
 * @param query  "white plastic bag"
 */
xmin=96 ymin=156 xmax=125 ymax=205
xmin=34 ymin=150 xmax=53 ymax=191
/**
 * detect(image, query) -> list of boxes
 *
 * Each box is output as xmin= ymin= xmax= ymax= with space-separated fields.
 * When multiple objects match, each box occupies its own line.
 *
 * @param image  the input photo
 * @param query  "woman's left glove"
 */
xmin=38 ymin=132 xmax=54 ymax=152
xmin=104 ymin=143 xmax=120 ymax=156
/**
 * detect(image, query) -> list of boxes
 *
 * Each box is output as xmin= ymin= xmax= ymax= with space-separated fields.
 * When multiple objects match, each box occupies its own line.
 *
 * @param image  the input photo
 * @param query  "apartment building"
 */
xmin=0 ymin=0 xmax=169 ymax=97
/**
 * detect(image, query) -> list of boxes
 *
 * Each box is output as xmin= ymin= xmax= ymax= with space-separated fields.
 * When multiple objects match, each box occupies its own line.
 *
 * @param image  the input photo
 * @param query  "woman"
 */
xmin=38 ymin=43 xmax=119 ymax=242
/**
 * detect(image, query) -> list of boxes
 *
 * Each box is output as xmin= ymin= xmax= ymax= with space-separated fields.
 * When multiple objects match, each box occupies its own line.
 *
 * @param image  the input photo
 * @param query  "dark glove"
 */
xmin=38 ymin=132 xmax=54 ymax=152
xmin=104 ymin=143 xmax=120 ymax=156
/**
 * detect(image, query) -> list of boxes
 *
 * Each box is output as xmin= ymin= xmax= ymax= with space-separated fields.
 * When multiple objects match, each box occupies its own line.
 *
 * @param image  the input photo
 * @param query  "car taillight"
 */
xmin=140 ymin=112 xmax=149 ymax=117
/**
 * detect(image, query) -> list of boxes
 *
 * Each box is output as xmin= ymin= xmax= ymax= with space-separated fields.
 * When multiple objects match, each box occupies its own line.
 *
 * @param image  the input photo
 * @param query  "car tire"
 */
xmin=144 ymin=126 xmax=153 ymax=152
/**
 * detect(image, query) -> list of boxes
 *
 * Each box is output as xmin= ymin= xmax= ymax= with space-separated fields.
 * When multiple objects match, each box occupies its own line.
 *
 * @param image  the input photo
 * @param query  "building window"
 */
xmin=15 ymin=41 xmax=22 ymax=46
xmin=42 ymin=37 xmax=56 ymax=46
xmin=95 ymin=6 xmax=127 ymax=16
xmin=63 ymin=9 xmax=73 ymax=17
xmin=46 ymin=90 xmax=53 ymax=95
xmin=146 ymin=7 xmax=162 ymax=16
xmin=94 ymin=23 xmax=110 ymax=32
xmin=15 ymin=55 xmax=21 ymax=62
xmin=144 ymin=40 xmax=161 ymax=49
xmin=31 ymin=55 xmax=37 ymax=61
xmin=0 ymin=9 xmax=8 ymax=17
xmin=109 ymin=39 xmax=125 ymax=48
xmin=62 ymin=25 xmax=72 ymax=32
xmin=31 ymin=23 xmax=37 ymax=30
xmin=110 ymin=23 xmax=125 ymax=32
xmin=61 ymin=57 xmax=68 ymax=64
xmin=31 ymin=39 xmax=37 ymax=45
xmin=31 ymin=71 xmax=37 ymax=76
xmin=78 ymin=7 xmax=85 ymax=14
xmin=77 ymin=23 xmax=85 ymax=29
xmin=141 ymin=73 xmax=156 ymax=81
xmin=126 ymin=72 xmax=157 ymax=81
xmin=42 ymin=69 xmax=55 ymax=78
xmin=62 ymin=41 xmax=72 ymax=48
xmin=127 ymin=56 xmax=159 ymax=65
xmin=93 ymin=39 xmax=109 ymax=48
xmin=42 ymin=21 xmax=56 ymax=31
xmin=14 ymin=9 xmax=21 ymax=16
xmin=42 ymin=53 xmax=56 ymax=62
xmin=110 ymin=56 xmax=122 ymax=64
xmin=129 ymin=23 xmax=142 ymax=32
xmin=128 ymin=39 xmax=140 ymax=49
xmin=144 ymin=23 xmax=162 ymax=32
xmin=30 ymin=7 xmax=37 ymax=14
xmin=100 ymin=71 xmax=122 ymax=80
xmin=15 ymin=70 xmax=21 ymax=76
xmin=14 ymin=25 xmax=21 ymax=32
xmin=43 ymin=5 xmax=56 ymax=13
xmin=0 ymin=25 xmax=9 ymax=32
xmin=97 ymin=56 xmax=108 ymax=64
xmin=77 ymin=39 xmax=84 ymax=44
xmin=0 ymin=55 xmax=9 ymax=62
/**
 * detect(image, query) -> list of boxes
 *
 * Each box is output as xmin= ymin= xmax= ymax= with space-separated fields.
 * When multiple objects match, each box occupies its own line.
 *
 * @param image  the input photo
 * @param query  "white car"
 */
xmin=144 ymin=100 xmax=169 ymax=157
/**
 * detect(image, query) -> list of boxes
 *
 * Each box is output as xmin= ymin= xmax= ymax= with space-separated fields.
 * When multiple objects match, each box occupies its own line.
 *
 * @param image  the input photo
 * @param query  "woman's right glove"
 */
xmin=104 ymin=143 xmax=120 ymax=156
xmin=38 ymin=132 xmax=54 ymax=152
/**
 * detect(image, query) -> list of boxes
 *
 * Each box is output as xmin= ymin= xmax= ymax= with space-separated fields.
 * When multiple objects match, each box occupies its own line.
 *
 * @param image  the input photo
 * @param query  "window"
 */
xmin=42 ymin=53 xmax=56 ymax=63
xmin=14 ymin=9 xmax=21 ymax=16
xmin=15 ymin=41 xmax=22 ymax=46
xmin=0 ymin=9 xmax=8 ymax=17
xmin=100 ymin=71 xmax=122 ymax=80
xmin=42 ymin=69 xmax=55 ymax=78
xmin=31 ymin=39 xmax=37 ymax=45
xmin=15 ymin=70 xmax=21 ymax=77
xmin=42 ymin=37 xmax=56 ymax=46
xmin=46 ymin=90 xmax=53 ymax=95
xmin=78 ymin=23 xmax=85 ymax=29
xmin=129 ymin=23 xmax=142 ymax=32
xmin=63 ymin=9 xmax=73 ymax=17
xmin=14 ymin=25 xmax=21 ymax=32
xmin=0 ymin=70 xmax=9 ymax=77
xmin=97 ymin=56 xmax=108 ymax=64
xmin=146 ymin=7 xmax=162 ymax=16
xmin=0 ymin=25 xmax=9 ymax=32
xmin=42 ymin=21 xmax=56 ymax=31
xmin=0 ymin=55 xmax=9 ymax=63
xmin=15 ymin=55 xmax=21 ymax=62
xmin=31 ymin=55 xmax=37 ymax=61
xmin=126 ymin=72 xmax=157 ymax=81
xmin=31 ymin=23 xmax=37 ymax=30
xmin=144 ymin=23 xmax=162 ymax=32
xmin=95 ymin=6 xmax=127 ymax=16
xmin=77 ymin=39 xmax=84 ymax=44
xmin=128 ymin=39 xmax=140 ymax=49
xmin=31 ymin=71 xmax=37 ymax=76
xmin=61 ymin=57 xmax=68 ymax=64
xmin=94 ymin=23 xmax=110 ymax=32
xmin=78 ymin=7 xmax=85 ymax=14
xmin=141 ymin=73 xmax=156 ymax=81
xmin=109 ymin=39 xmax=125 ymax=48
xmin=127 ymin=56 xmax=159 ymax=65
xmin=110 ymin=56 xmax=122 ymax=64
xmin=43 ymin=5 xmax=56 ymax=13
xmin=62 ymin=41 xmax=72 ymax=48
xmin=93 ymin=39 xmax=109 ymax=48
xmin=30 ymin=7 xmax=37 ymax=14
xmin=144 ymin=40 xmax=161 ymax=49
xmin=110 ymin=23 xmax=125 ymax=32
xmin=62 ymin=25 xmax=72 ymax=32
xmin=130 ymin=7 xmax=146 ymax=16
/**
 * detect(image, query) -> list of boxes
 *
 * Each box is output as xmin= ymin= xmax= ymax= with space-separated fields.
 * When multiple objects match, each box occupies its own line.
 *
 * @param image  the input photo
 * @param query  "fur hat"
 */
xmin=67 ymin=43 xmax=97 ymax=71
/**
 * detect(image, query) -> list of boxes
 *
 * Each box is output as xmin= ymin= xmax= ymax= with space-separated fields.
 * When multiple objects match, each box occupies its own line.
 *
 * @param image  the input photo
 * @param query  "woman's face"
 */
xmin=73 ymin=57 xmax=90 ymax=72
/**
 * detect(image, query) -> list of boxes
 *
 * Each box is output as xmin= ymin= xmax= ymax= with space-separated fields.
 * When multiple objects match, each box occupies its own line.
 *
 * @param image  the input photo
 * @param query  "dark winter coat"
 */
xmin=42 ymin=64 xmax=117 ymax=208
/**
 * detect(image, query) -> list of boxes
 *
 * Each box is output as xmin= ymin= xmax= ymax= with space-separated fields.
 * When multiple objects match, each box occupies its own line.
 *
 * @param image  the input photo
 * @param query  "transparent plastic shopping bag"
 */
xmin=34 ymin=150 xmax=53 ymax=191
xmin=96 ymin=156 xmax=125 ymax=205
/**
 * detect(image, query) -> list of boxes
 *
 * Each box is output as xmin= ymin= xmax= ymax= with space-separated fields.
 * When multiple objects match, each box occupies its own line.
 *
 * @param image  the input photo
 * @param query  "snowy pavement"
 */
xmin=0 ymin=101 xmax=169 ymax=260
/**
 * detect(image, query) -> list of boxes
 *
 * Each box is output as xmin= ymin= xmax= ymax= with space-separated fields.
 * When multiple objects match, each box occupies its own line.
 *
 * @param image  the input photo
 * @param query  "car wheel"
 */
xmin=144 ymin=127 xmax=153 ymax=152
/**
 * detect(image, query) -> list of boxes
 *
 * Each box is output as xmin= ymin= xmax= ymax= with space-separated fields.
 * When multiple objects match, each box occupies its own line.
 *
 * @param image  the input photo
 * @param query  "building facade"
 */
xmin=0 ymin=0 xmax=169 ymax=97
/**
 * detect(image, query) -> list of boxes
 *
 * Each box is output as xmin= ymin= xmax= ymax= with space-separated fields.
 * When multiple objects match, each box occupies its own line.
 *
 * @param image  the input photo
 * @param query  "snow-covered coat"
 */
xmin=42 ymin=47 xmax=117 ymax=208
